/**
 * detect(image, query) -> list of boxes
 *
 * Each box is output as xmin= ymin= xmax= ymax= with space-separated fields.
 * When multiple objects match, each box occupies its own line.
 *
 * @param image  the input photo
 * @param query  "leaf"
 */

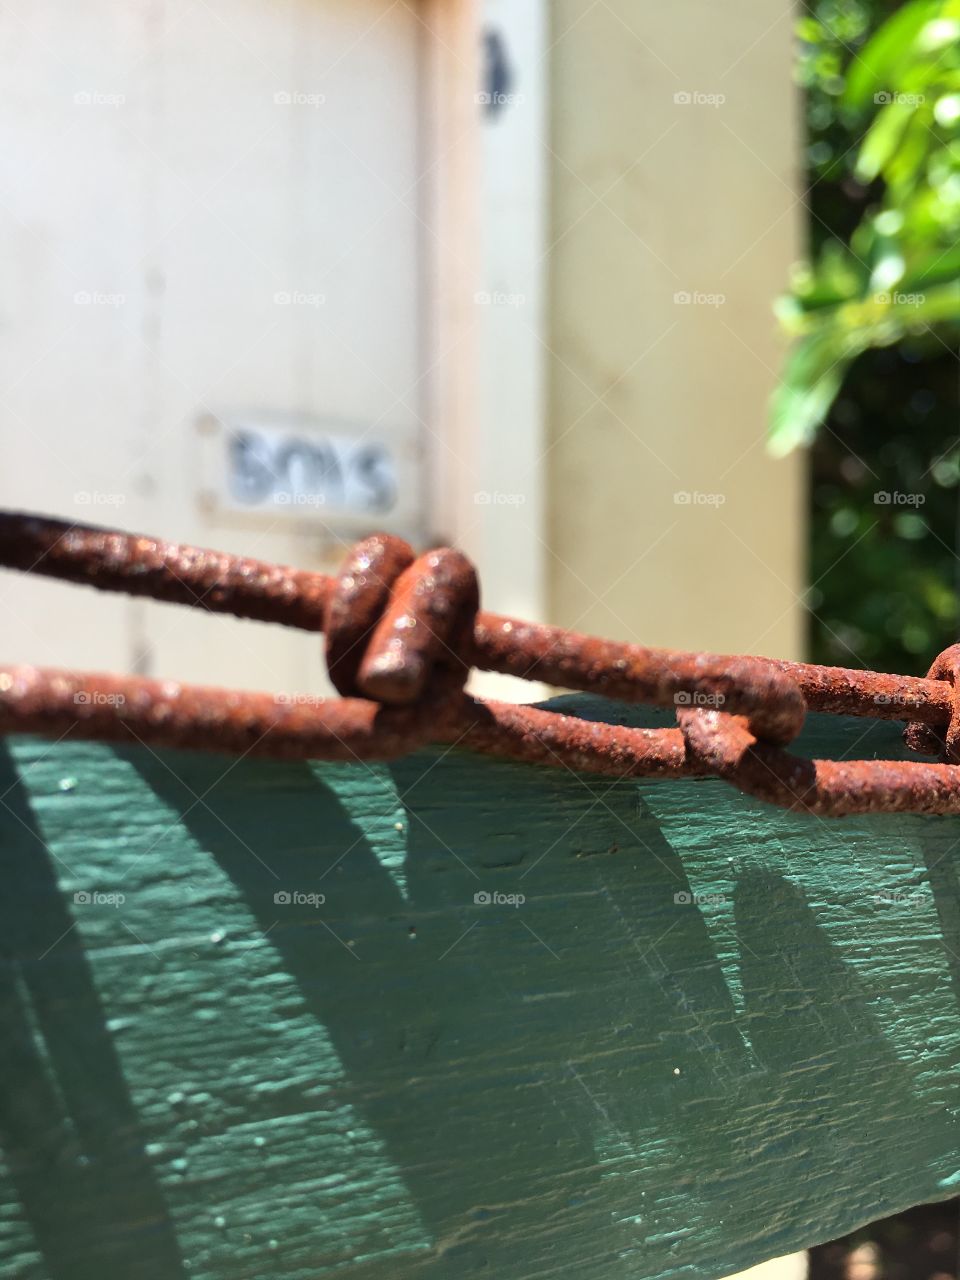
xmin=885 ymin=115 xmax=935 ymax=193
xmin=902 ymin=244 xmax=960 ymax=288
xmin=894 ymin=278 xmax=960 ymax=324
xmin=844 ymin=0 xmax=942 ymax=107
xmin=789 ymin=240 xmax=866 ymax=314
xmin=856 ymin=99 xmax=916 ymax=181
xmin=769 ymin=331 xmax=862 ymax=456
xmin=775 ymin=0 xmax=960 ymax=454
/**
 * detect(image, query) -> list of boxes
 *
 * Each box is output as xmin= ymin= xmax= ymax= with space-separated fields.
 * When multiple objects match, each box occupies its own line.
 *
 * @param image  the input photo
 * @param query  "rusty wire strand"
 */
xmin=0 ymin=511 xmax=959 ymax=817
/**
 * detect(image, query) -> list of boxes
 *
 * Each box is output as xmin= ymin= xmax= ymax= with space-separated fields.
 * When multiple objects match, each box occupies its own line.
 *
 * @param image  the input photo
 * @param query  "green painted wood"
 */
xmin=1 ymin=697 xmax=960 ymax=1279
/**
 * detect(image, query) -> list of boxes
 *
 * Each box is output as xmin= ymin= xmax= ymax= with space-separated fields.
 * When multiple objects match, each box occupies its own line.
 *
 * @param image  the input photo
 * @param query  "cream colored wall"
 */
xmin=422 ymin=0 xmax=544 ymax=702
xmin=0 ymin=0 xmax=452 ymax=694
xmin=546 ymin=0 xmax=806 ymax=661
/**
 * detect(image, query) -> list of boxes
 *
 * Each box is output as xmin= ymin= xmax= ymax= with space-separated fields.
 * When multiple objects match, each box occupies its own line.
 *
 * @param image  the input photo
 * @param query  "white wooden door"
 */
xmin=0 ymin=0 xmax=440 ymax=694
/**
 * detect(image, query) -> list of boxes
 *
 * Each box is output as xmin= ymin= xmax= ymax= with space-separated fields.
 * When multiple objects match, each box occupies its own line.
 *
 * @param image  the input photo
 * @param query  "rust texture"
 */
xmin=1 ymin=509 xmax=960 ymax=817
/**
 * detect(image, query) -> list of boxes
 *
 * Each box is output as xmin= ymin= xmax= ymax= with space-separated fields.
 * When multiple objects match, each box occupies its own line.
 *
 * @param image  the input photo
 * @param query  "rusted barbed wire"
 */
xmin=1 ymin=510 xmax=960 ymax=817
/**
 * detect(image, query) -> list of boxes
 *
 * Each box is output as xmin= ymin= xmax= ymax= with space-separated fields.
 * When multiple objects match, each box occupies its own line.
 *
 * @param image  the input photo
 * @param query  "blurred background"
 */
xmin=0 ymin=0 xmax=804 ymax=703
xmin=3 ymin=0 xmax=960 ymax=1276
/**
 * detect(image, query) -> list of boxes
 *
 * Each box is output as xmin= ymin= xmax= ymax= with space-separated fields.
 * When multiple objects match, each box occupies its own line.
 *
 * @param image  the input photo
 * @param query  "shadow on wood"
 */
xmin=0 ymin=745 xmax=187 ymax=1279
xmin=0 ymin=700 xmax=958 ymax=1278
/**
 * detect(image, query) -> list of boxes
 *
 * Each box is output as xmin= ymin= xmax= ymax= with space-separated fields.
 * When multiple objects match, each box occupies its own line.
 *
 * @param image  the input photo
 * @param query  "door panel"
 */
xmin=0 ymin=0 xmax=428 ymax=693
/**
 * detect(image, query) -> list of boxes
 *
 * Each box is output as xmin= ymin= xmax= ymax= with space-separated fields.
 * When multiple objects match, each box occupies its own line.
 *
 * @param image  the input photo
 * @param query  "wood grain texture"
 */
xmin=1 ymin=696 xmax=959 ymax=1279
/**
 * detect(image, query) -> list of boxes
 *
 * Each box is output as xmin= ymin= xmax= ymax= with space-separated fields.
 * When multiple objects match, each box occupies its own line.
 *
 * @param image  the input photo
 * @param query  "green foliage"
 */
xmin=807 ymin=342 xmax=960 ymax=670
xmin=786 ymin=0 xmax=960 ymax=672
xmin=774 ymin=0 xmax=960 ymax=453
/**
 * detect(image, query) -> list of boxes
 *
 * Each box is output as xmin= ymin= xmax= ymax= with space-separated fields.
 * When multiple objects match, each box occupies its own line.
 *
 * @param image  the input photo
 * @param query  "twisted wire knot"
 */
xmin=324 ymin=535 xmax=480 ymax=717
xmin=904 ymin=642 xmax=960 ymax=761
xmin=673 ymin=660 xmax=814 ymax=809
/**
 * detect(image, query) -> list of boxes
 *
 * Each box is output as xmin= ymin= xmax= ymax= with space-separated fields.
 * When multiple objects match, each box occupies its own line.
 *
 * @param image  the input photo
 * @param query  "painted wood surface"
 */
xmin=1 ymin=697 xmax=960 ymax=1279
